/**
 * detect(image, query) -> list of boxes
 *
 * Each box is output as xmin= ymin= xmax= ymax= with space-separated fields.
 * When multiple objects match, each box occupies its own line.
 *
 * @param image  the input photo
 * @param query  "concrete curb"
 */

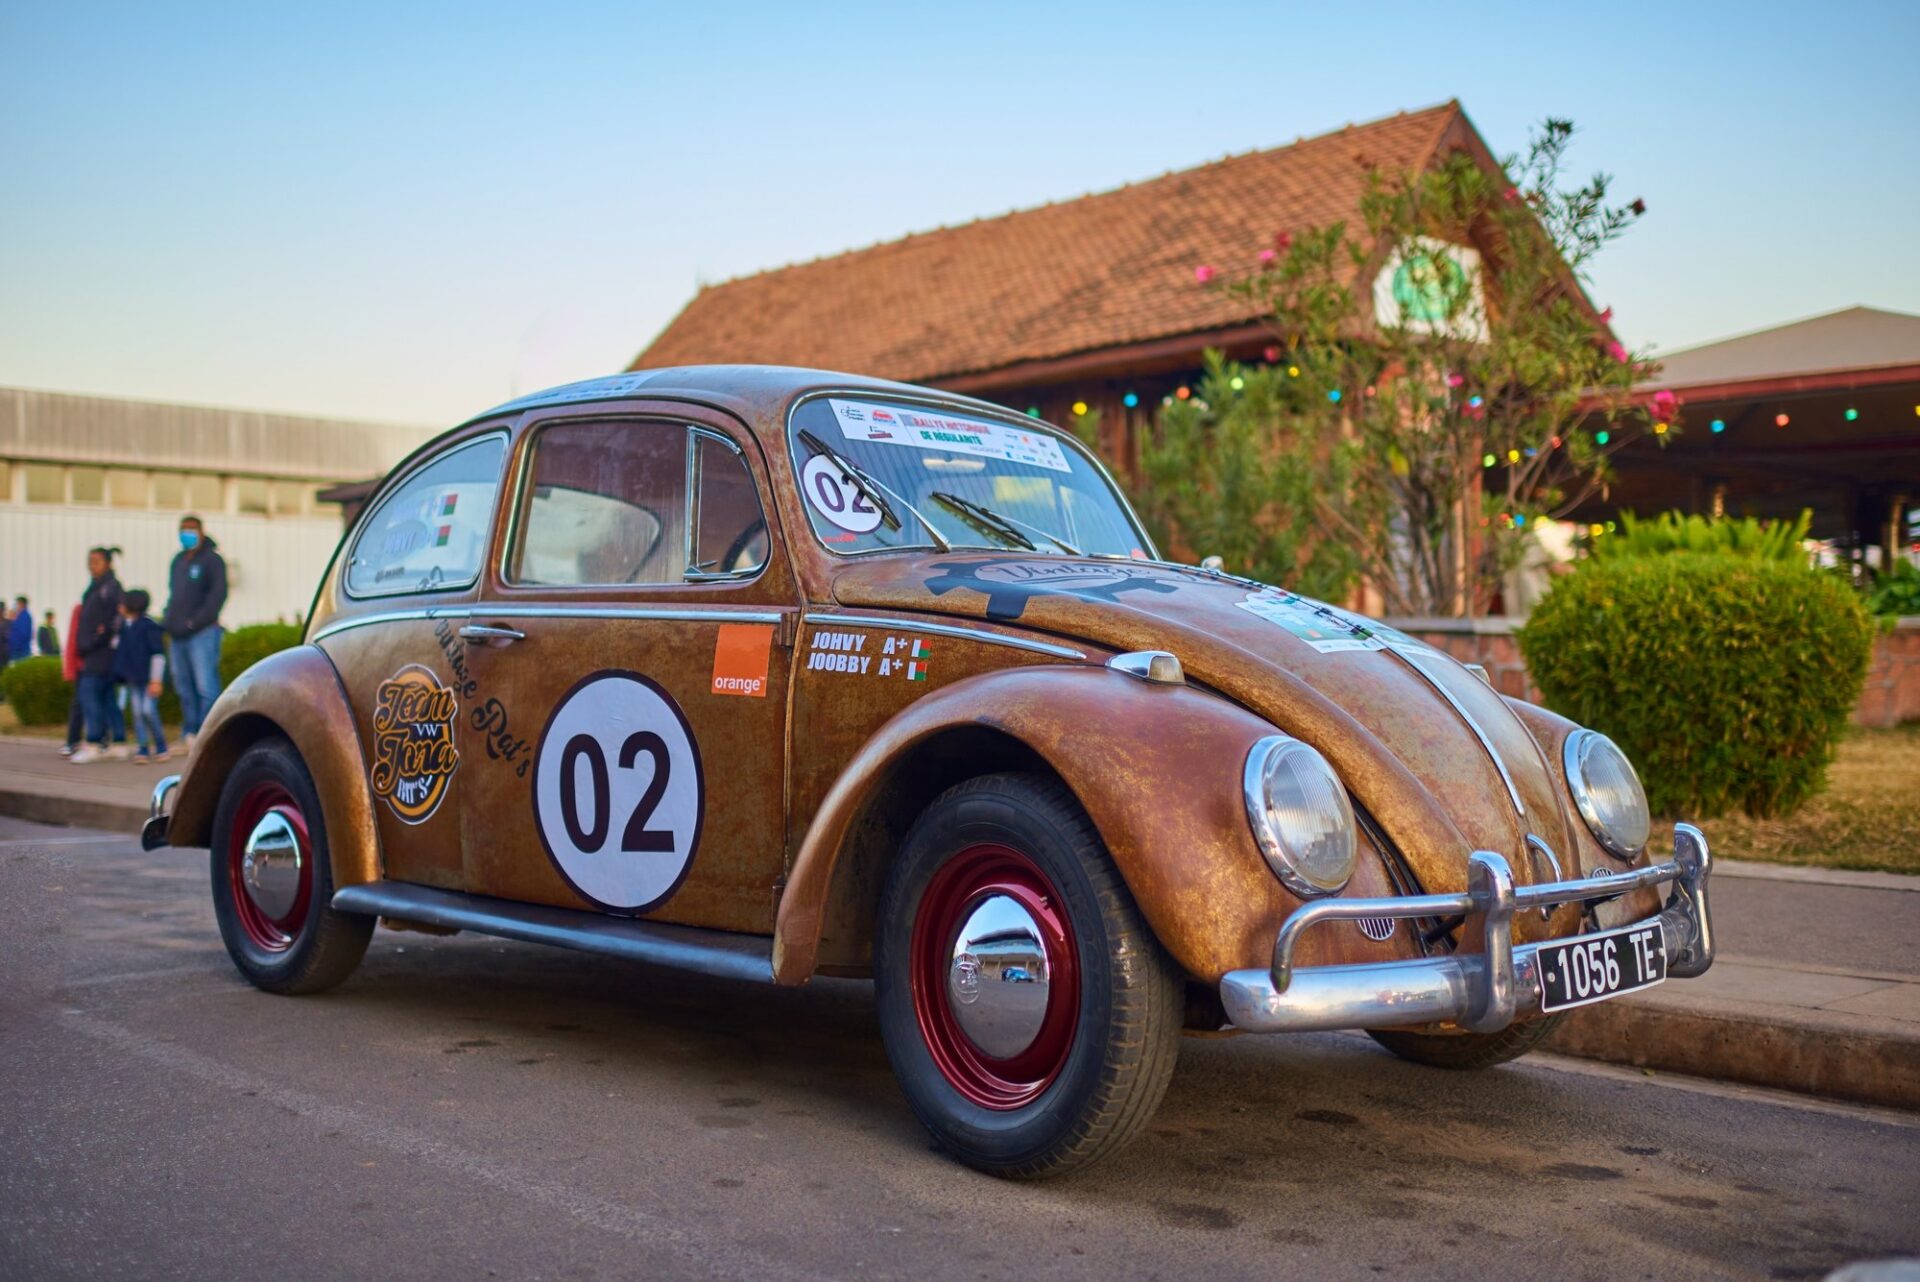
xmin=0 ymin=786 xmax=146 ymax=835
xmin=1547 ymin=994 xmax=1920 ymax=1111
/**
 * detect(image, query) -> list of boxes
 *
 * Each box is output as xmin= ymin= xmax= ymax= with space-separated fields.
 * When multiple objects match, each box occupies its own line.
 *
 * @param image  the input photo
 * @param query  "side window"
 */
xmin=512 ymin=421 xmax=685 ymax=586
xmin=689 ymin=431 xmax=769 ymax=578
xmin=346 ymin=435 xmax=506 ymax=596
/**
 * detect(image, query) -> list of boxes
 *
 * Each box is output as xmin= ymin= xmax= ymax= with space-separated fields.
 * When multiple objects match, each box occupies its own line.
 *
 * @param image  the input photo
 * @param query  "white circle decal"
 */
xmin=532 ymin=671 xmax=704 ymax=914
xmin=801 ymin=453 xmax=884 ymax=534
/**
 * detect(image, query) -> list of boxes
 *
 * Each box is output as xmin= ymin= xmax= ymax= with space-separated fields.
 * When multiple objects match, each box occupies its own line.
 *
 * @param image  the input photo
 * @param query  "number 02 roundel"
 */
xmin=800 ymin=453 xmax=884 ymax=534
xmin=531 ymin=671 xmax=704 ymax=914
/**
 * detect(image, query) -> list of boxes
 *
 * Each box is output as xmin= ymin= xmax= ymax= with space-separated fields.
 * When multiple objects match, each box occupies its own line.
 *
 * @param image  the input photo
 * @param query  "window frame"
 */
xmin=342 ymin=429 xmax=511 ymax=601
xmin=500 ymin=415 xmax=769 ymax=591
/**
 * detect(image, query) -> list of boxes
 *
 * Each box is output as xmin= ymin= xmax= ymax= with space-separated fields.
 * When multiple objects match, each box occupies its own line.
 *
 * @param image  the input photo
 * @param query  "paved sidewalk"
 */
xmin=2 ymin=732 xmax=1915 ymax=1107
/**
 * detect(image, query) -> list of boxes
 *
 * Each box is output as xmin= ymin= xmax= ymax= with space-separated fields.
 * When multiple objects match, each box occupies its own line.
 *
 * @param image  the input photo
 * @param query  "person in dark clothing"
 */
xmin=164 ymin=514 xmax=227 ymax=750
xmin=36 ymin=610 xmax=59 ymax=657
xmin=6 ymin=596 xmax=29 ymax=662
xmin=114 ymin=589 xmax=170 ymax=761
xmin=71 ymin=547 xmax=124 ymax=764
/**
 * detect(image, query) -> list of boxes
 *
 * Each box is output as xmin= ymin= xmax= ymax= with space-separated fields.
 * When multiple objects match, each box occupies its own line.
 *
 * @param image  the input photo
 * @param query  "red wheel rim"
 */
xmin=226 ymin=782 xmax=313 ymax=954
xmin=910 ymin=842 xmax=1080 ymax=1110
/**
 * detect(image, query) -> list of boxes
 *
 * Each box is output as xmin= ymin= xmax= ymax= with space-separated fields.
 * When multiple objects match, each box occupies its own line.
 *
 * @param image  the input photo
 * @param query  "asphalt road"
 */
xmin=2 ymin=815 xmax=1915 ymax=1282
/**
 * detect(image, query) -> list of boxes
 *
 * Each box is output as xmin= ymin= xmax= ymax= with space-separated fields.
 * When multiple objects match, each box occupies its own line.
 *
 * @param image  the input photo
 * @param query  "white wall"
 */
xmin=0 ymin=506 xmax=346 ymax=631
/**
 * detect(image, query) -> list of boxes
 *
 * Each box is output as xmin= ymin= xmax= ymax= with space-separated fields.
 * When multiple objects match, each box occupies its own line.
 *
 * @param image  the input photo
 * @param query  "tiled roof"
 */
xmin=633 ymin=102 xmax=1470 ymax=385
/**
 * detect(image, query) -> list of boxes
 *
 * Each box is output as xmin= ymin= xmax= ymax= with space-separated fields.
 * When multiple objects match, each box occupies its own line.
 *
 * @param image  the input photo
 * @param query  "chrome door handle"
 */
xmin=458 ymin=623 xmax=526 ymax=646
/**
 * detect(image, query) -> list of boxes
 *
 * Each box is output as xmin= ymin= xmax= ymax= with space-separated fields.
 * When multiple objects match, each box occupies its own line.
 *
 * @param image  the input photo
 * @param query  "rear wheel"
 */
xmin=1367 ymin=1014 xmax=1564 ymax=1070
xmin=211 ymin=738 xmax=372 ymax=994
xmin=874 ymin=773 xmax=1183 ymax=1179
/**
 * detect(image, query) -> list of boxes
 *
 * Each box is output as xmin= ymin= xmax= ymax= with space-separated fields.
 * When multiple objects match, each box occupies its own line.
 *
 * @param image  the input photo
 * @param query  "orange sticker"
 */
xmin=711 ymin=623 xmax=774 ymax=698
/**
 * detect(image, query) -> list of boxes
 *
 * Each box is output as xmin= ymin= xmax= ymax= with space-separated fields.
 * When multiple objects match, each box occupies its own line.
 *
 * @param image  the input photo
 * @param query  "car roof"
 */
xmin=461 ymin=364 xmax=1043 ymax=438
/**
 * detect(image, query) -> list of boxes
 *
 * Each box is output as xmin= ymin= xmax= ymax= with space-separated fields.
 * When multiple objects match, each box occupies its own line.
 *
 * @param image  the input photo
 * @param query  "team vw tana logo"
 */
xmin=923 ymin=557 xmax=1182 ymax=621
xmin=370 ymin=664 xmax=460 ymax=824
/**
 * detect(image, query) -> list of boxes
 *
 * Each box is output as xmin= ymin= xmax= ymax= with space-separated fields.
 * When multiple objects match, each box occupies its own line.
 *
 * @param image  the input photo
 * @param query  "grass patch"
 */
xmin=1658 ymin=723 xmax=1920 ymax=875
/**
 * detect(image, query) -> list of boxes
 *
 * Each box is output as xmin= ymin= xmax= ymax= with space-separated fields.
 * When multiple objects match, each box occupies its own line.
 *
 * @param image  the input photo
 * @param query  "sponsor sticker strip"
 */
xmin=828 ymin=398 xmax=1070 ymax=474
xmin=805 ymin=628 xmax=933 ymax=682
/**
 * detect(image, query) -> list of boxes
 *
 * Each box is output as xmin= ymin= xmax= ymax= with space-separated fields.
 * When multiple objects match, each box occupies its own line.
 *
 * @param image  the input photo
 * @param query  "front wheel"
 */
xmin=210 ymin=737 xmax=372 ymax=994
xmin=874 ymin=773 xmax=1183 ymax=1179
xmin=1367 ymin=1014 xmax=1564 ymax=1070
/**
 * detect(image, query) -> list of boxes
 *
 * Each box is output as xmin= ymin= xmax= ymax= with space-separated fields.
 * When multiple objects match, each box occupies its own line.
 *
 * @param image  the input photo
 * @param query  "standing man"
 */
xmin=8 ymin=596 xmax=33 ymax=664
xmin=164 ymin=515 xmax=227 ymax=753
xmin=37 ymin=609 xmax=60 ymax=657
xmin=70 ymin=547 xmax=124 ymax=764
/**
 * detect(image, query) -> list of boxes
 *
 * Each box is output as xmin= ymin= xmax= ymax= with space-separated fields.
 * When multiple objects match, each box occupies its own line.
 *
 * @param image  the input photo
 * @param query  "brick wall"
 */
xmin=1386 ymin=617 xmax=1920 ymax=729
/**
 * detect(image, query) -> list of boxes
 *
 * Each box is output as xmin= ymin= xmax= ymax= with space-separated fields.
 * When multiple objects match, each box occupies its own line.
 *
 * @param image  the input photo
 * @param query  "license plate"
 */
xmin=1537 ymin=920 xmax=1666 ymax=1013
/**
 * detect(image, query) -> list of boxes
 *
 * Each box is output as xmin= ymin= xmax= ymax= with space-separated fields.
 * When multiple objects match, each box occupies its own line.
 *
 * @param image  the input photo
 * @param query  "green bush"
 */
xmin=1593 ymin=508 xmax=1812 ymax=564
xmin=1 ymin=656 xmax=71 ymax=725
xmin=1866 ymin=560 xmax=1920 ymax=619
xmin=1518 ymin=553 xmax=1875 ymax=819
xmin=217 ymin=623 xmax=304 ymax=687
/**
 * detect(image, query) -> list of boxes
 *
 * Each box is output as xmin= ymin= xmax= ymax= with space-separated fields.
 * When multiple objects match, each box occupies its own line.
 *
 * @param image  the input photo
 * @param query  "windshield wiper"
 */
xmin=797 ymin=430 xmax=952 ymax=551
xmin=930 ymin=491 xmax=1035 ymax=551
xmin=930 ymin=492 xmax=1082 ymax=555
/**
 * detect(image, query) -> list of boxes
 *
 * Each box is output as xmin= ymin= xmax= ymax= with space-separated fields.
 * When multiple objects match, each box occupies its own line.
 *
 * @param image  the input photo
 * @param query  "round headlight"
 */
xmin=1243 ymin=736 xmax=1357 ymax=897
xmin=1564 ymin=729 xmax=1651 ymax=860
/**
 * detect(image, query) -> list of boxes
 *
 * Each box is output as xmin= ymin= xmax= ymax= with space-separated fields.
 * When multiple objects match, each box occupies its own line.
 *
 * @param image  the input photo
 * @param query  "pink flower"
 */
xmin=1598 ymin=306 xmax=1614 ymax=324
xmin=1650 ymin=389 xmax=1677 ymax=415
xmin=1263 ymin=345 xmax=1282 ymax=362
xmin=1445 ymin=372 xmax=1465 ymax=389
xmin=1194 ymin=264 xmax=1215 ymax=283
xmin=1502 ymin=186 xmax=1520 ymax=203
xmin=1274 ymin=231 xmax=1293 ymax=252
xmin=1258 ymin=249 xmax=1276 ymax=265
xmin=1607 ymin=340 xmax=1630 ymax=364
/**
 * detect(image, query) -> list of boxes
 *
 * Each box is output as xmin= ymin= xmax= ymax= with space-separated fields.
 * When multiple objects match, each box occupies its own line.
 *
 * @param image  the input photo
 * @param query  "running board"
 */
xmin=331 ymin=881 xmax=774 ymax=985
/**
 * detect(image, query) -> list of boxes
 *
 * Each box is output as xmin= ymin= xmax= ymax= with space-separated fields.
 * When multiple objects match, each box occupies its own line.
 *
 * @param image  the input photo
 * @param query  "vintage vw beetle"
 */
xmin=146 ymin=366 xmax=1713 ymax=1178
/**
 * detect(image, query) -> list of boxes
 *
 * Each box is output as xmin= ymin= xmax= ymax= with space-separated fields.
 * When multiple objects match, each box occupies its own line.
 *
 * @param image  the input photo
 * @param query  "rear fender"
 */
xmin=775 ymin=665 xmax=1357 ymax=985
xmin=167 ymin=644 xmax=381 ymax=888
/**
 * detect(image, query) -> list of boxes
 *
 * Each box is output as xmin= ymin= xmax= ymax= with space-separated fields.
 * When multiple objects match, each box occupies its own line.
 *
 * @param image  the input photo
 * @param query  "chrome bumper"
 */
xmin=141 ymin=774 xmax=181 ymax=852
xmin=1219 ymin=823 xmax=1713 ymax=1035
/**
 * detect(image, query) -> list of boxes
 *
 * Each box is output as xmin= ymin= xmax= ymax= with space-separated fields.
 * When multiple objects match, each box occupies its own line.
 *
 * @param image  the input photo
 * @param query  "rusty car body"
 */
xmin=146 ymin=365 xmax=1713 ymax=1177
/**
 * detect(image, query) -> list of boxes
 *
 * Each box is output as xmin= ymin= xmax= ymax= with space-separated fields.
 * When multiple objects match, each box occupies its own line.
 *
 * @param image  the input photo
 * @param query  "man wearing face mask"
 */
xmin=164 ymin=514 xmax=228 ymax=752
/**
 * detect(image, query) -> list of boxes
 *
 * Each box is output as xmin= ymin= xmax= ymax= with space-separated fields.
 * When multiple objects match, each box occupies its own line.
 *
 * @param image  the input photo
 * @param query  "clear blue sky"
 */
xmin=3 ymin=0 xmax=1916 ymax=427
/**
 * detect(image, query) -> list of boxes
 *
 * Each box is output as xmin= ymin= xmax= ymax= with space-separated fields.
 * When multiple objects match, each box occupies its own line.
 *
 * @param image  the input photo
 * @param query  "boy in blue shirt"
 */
xmin=113 ymin=589 xmax=170 ymax=762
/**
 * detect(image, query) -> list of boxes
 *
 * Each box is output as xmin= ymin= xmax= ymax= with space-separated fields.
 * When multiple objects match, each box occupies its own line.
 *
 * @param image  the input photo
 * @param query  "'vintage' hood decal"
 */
xmin=831 ymin=553 xmax=1578 ymax=903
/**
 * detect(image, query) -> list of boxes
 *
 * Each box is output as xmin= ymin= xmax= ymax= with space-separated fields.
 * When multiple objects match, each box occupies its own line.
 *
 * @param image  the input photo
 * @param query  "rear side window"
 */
xmin=346 ymin=435 xmax=507 ymax=597
xmin=508 ymin=420 xmax=767 ymax=587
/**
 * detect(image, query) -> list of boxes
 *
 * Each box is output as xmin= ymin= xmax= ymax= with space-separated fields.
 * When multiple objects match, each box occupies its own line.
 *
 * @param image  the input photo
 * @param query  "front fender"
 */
xmin=775 ymin=664 xmax=1360 ymax=985
xmin=167 ymin=644 xmax=381 ymax=889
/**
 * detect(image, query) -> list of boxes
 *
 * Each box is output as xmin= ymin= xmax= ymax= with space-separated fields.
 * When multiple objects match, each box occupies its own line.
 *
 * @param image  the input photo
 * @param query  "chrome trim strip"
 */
xmin=800 ymin=612 xmax=1086 ymax=660
xmin=1220 ymin=826 xmax=1714 ymax=1035
xmin=311 ymin=604 xmax=787 ymax=642
xmin=1388 ymin=644 xmax=1527 ymax=817
xmin=332 ymin=881 xmax=775 ymax=985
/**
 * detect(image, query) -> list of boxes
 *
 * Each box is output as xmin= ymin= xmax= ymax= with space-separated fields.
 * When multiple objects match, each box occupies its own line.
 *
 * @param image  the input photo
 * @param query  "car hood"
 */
xmin=829 ymin=553 xmax=1580 ymax=908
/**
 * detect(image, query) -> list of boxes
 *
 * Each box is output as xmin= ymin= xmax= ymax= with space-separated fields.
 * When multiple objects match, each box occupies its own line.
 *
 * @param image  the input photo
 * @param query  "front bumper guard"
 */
xmin=1219 ymin=823 xmax=1712 ymax=1035
xmin=141 ymin=774 xmax=181 ymax=852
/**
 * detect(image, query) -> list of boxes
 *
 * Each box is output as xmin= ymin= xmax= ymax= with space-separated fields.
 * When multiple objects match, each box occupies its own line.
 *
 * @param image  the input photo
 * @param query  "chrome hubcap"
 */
xmin=946 ymin=893 xmax=1052 ymax=1059
xmin=241 ymin=809 xmax=304 ymax=921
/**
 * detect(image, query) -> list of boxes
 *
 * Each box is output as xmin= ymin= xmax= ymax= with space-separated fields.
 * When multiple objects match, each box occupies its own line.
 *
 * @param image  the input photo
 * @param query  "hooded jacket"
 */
xmin=165 ymin=534 xmax=227 ymax=639
xmin=76 ymin=572 xmax=123 ymax=677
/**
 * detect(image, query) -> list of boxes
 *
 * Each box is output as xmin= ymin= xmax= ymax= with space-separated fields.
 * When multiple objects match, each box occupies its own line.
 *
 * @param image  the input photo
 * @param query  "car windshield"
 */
xmin=786 ymin=396 xmax=1152 ymax=558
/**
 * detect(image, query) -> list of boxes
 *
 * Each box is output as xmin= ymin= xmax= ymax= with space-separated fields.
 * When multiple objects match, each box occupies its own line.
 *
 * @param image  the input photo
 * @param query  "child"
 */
xmin=113 ymin=589 xmax=170 ymax=762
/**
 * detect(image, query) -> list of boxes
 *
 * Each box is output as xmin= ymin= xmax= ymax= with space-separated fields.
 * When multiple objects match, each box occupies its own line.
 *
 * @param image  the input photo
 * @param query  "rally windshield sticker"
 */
xmin=827 ymin=398 xmax=1071 ymax=474
xmin=370 ymin=664 xmax=461 ymax=823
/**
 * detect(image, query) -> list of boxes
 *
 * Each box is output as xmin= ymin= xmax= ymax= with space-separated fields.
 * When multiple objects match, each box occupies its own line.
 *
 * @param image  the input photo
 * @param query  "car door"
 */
xmin=315 ymin=428 xmax=512 ymax=891
xmin=453 ymin=407 xmax=797 ymax=934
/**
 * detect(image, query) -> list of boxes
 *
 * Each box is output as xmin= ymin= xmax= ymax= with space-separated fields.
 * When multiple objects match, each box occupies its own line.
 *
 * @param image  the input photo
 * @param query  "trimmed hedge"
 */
xmin=0 ymin=623 xmax=304 ymax=729
xmin=1 ymin=656 xmax=70 ymax=725
xmin=1518 ymin=553 xmax=1875 ymax=820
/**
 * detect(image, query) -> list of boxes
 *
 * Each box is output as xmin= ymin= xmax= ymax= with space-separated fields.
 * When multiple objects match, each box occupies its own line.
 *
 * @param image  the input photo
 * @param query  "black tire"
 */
xmin=210 ymin=737 xmax=372 ymax=995
xmin=873 ymin=772 xmax=1183 ymax=1179
xmin=1367 ymin=1014 xmax=1564 ymax=1070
